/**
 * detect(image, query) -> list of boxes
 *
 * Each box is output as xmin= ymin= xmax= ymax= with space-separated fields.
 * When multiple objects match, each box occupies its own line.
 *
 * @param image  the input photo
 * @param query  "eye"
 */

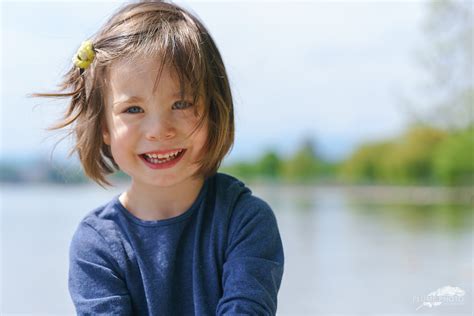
xmin=125 ymin=106 xmax=144 ymax=114
xmin=172 ymin=100 xmax=193 ymax=110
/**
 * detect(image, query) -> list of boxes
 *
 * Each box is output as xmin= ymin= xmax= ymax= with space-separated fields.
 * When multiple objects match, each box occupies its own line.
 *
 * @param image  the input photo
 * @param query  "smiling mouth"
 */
xmin=140 ymin=149 xmax=186 ymax=164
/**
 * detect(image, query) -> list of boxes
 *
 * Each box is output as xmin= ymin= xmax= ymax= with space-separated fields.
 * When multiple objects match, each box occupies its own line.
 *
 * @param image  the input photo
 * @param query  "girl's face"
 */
xmin=102 ymin=55 xmax=208 ymax=188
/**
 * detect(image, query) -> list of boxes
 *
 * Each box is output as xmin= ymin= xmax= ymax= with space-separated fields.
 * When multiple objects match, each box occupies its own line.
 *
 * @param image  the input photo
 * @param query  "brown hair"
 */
xmin=32 ymin=1 xmax=234 ymax=187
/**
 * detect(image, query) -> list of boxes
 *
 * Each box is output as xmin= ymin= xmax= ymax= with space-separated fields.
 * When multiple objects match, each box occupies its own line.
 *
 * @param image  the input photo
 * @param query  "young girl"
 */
xmin=35 ymin=1 xmax=284 ymax=315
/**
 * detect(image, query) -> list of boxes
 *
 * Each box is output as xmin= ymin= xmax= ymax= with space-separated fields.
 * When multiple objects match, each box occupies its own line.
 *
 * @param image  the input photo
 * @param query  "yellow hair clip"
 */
xmin=72 ymin=40 xmax=95 ymax=70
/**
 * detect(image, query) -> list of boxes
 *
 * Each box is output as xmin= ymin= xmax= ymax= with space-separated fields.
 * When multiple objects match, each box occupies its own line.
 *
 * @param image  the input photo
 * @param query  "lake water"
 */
xmin=1 ymin=183 xmax=472 ymax=315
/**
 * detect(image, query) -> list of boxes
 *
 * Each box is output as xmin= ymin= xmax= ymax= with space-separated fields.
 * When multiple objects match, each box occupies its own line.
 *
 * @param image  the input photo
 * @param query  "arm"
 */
xmin=68 ymin=221 xmax=132 ymax=315
xmin=216 ymin=198 xmax=284 ymax=315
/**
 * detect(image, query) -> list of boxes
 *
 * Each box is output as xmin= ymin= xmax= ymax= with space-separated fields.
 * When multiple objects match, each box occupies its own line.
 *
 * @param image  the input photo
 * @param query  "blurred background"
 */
xmin=1 ymin=0 xmax=472 ymax=315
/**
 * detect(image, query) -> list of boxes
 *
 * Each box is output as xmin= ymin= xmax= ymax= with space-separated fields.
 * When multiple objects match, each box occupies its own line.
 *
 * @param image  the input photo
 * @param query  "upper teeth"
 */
xmin=145 ymin=149 xmax=182 ymax=159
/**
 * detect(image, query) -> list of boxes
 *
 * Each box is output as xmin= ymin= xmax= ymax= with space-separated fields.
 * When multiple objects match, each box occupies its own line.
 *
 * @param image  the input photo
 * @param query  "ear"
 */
xmin=102 ymin=125 xmax=111 ymax=146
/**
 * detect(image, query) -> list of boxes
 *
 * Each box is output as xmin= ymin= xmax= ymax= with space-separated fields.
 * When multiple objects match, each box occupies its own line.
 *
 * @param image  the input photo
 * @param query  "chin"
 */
xmin=148 ymin=173 xmax=192 ymax=188
xmin=147 ymin=177 xmax=181 ymax=188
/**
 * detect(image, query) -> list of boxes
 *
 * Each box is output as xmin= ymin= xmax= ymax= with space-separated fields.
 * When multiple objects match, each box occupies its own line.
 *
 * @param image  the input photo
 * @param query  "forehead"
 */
xmin=106 ymin=55 xmax=182 ymax=97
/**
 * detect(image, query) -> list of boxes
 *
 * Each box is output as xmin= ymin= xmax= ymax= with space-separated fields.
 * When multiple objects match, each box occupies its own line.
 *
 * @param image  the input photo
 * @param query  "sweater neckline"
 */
xmin=114 ymin=177 xmax=209 ymax=227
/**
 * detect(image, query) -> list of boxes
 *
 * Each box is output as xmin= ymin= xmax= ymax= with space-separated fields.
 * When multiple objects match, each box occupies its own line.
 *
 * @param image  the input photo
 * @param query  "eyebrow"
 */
xmin=112 ymin=92 xmax=194 ymax=108
xmin=112 ymin=96 xmax=144 ymax=108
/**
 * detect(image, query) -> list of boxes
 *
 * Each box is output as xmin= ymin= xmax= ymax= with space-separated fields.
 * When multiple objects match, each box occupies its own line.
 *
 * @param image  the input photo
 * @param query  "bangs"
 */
xmin=106 ymin=16 xmax=206 ymax=107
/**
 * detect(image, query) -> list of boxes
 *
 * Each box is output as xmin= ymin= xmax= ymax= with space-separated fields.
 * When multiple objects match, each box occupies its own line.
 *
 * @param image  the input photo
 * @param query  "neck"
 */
xmin=119 ymin=176 xmax=205 ymax=221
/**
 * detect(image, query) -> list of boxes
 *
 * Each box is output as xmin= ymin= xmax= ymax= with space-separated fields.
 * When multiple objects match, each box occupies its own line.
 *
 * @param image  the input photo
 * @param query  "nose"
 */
xmin=144 ymin=114 xmax=176 ymax=141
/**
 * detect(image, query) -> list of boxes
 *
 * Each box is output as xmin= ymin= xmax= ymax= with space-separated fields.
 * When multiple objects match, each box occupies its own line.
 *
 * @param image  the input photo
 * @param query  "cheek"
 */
xmin=107 ymin=126 xmax=135 ymax=162
xmin=193 ymin=121 xmax=209 ymax=151
xmin=109 ymin=119 xmax=136 ymax=138
xmin=177 ymin=110 xmax=200 ymax=128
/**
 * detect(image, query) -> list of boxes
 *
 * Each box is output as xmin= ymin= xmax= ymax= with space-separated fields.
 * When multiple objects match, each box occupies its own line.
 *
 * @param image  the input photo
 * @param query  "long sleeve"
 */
xmin=68 ymin=221 xmax=132 ymax=315
xmin=216 ymin=197 xmax=284 ymax=315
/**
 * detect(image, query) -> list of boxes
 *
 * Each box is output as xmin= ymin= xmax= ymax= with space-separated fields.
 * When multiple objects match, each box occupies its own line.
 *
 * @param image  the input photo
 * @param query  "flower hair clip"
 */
xmin=72 ymin=40 xmax=95 ymax=71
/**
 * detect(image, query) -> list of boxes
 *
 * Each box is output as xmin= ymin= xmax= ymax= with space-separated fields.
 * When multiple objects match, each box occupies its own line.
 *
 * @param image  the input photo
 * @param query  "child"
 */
xmin=34 ymin=1 xmax=284 ymax=315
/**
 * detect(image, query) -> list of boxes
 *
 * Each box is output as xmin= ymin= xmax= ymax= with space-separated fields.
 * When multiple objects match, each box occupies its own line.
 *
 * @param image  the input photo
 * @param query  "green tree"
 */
xmin=220 ymin=161 xmax=257 ymax=182
xmin=340 ymin=141 xmax=393 ymax=184
xmin=433 ymin=127 xmax=474 ymax=185
xmin=255 ymin=150 xmax=282 ymax=179
xmin=282 ymin=138 xmax=321 ymax=182
xmin=340 ymin=125 xmax=447 ymax=184
xmin=380 ymin=125 xmax=447 ymax=184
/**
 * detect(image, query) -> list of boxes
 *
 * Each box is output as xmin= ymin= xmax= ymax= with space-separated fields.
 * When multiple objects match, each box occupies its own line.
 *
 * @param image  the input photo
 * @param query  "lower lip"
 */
xmin=139 ymin=150 xmax=186 ymax=170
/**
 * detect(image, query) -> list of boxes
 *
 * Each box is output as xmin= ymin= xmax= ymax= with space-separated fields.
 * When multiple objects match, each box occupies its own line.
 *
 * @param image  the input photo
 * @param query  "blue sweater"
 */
xmin=68 ymin=173 xmax=284 ymax=315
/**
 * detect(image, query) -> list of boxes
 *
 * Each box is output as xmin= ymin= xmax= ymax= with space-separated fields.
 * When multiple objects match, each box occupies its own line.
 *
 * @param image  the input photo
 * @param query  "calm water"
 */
xmin=1 ymin=183 xmax=472 ymax=315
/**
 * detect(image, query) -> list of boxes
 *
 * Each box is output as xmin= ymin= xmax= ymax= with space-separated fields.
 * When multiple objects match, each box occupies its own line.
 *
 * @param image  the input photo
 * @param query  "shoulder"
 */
xmin=213 ymin=175 xmax=284 ymax=267
xmin=212 ymin=172 xmax=272 ymax=212
xmin=70 ymin=197 xmax=130 ymax=271
xmin=77 ymin=195 xmax=134 ymax=241
xmin=212 ymin=172 xmax=249 ymax=198
xmin=79 ymin=196 xmax=123 ymax=232
xmin=212 ymin=173 xmax=278 ymax=234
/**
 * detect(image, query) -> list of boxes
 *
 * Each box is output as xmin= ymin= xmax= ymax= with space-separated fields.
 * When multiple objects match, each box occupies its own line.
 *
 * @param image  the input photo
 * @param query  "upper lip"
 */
xmin=141 ymin=148 xmax=185 ymax=155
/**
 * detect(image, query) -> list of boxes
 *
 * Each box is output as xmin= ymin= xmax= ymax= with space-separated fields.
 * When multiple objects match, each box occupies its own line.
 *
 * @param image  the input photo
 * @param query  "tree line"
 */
xmin=221 ymin=124 xmax=473 ymax=186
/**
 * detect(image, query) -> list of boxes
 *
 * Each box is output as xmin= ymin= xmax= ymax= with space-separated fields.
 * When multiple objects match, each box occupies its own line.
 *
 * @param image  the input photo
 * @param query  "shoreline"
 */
xmin=2 ymin=180 xmax=473 ymax=205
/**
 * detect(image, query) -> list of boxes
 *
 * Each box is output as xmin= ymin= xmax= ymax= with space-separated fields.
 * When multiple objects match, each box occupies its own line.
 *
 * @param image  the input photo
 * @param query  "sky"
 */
xmin=0 ymin=0 xmax=429 ymax=164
